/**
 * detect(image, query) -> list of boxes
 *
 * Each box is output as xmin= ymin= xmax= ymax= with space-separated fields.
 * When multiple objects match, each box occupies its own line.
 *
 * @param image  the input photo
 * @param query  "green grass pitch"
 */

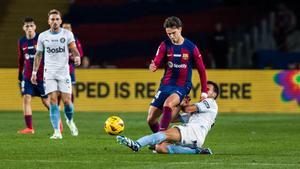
xmin=0 ymin=111 xmax=300 ymax=169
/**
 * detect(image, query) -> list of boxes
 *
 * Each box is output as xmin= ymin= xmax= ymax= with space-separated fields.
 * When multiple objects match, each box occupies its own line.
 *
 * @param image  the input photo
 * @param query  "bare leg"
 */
xmin=147 ymin=106 xmax=162 ymax=133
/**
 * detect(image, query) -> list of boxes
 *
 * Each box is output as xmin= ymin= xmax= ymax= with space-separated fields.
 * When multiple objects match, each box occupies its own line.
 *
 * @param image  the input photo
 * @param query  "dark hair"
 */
xmin=48 ymin=9 xmax=62 ymax=17
xmin=207 ymin=81 xmax=219 ymax=99
xmin=23 ymin=16 xmax=34 ymax=24
xmin=163 ymin=16 xmax=183 ymax=28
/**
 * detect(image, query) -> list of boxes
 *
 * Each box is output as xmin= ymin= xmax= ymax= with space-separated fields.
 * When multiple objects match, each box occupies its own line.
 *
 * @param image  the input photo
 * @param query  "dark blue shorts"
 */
xmin=150 ymin=85 xmax=191 ymax=110
xmin=21 ymin=79 xmax=47 ymax=98
xmin=70 ymin=73 xmax=76 ymax=85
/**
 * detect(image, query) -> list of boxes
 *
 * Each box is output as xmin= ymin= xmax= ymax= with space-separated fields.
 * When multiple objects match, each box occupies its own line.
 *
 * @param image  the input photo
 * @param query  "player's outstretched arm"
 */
xmin=31 ymin=51 xmax=42 ymax=85
xmin=193 ymin=46 xmax=208 ymax=100
xmin=181 ymin=105 xmax=198 ymax=114
xmin=69 ymin=42 xmax=81 ymax=66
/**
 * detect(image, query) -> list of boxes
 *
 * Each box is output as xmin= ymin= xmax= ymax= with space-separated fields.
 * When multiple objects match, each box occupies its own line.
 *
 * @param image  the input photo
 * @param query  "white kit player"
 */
xmin=31 ymin=9 xmax=81 ymax=139
xmin=117 ymin=81 xmax=219 ymax=154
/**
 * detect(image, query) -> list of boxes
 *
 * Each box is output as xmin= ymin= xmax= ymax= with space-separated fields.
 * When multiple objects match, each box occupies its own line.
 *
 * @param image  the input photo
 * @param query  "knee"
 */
xmin=163 ymin=101 xmax=173 ymax=108
xmin=155 ymin=144 xmax=168 ymax=154
xmin=62 ymin=95 xmax=72 ymax=105
xmin=63 ymin=100 xmax=72 ymax=105
xmin=50 ymin=97 xmax=57 ymax=104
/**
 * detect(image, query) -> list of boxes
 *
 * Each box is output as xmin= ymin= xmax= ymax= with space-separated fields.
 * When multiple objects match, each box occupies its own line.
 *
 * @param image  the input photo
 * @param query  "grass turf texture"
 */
xmin=0 ymin=111 xmax=300 ymax=169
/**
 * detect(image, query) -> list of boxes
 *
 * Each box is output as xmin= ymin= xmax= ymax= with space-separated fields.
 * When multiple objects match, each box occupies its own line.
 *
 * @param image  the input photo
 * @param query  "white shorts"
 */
xmin=44 ymin=78 xmax=72 ymax=95
xmin=175 ymin=123 xmax=208 ymax=148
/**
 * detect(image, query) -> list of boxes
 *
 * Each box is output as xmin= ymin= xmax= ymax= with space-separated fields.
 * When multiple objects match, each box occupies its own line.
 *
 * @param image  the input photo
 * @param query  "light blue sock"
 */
xmin=136 ymin=132 xmax=166 ymax=147
xmin=64 ymin=103 xmax=74 ymax=121
xmin=167 ymin=145 xmax=198 ymax=154
xmin=50 ymin=104 xmax=60 ymax=130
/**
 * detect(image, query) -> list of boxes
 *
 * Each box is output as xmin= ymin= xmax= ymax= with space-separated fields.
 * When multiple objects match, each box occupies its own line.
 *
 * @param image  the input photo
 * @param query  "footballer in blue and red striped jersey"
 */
xmin=148 ymin=16 xmax=208 ymax=133
xmin=17 ymin=17 xmax=50 ymax=134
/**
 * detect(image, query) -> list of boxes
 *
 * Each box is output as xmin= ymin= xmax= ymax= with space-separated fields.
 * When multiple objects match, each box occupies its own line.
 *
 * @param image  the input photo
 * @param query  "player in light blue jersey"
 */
xmin=117 ymin=81 xmax=219 ymax=154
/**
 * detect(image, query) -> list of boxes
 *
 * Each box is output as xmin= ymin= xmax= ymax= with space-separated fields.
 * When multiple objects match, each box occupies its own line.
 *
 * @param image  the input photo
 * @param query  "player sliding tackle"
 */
xmin=117 ymin=81 xmax=219 ymax=154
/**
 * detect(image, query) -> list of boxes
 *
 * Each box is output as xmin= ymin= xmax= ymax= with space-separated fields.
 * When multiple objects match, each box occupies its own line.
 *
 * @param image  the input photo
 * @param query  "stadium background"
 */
xmin=0 ymin=0 xmax=298 ymax=113
xmin=0 ymin=0 xmax=299 ymax=168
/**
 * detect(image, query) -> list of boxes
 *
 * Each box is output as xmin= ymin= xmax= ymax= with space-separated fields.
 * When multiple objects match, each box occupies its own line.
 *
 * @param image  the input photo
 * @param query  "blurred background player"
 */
xmin=57 ymin=22 xmax=84 ymax=105
xmin=31 ymin=9 xmax=81 ymax=139
xmin=210 ymin=22 xmax=229 ymax=69
xmin=17 ymin=17 xmax=49 ymax=134
xmin=117 ymin=81 xmax=219 ymax=154
xmin=147 ymin=16 xmax=208 ymax=133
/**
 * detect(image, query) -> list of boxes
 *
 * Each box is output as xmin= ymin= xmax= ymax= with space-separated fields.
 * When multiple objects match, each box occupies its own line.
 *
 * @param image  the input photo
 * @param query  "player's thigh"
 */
xmin=147 ymin=106 xmax=162 ymax=123
xmin=163 ymin=93 xmax=180 ymax=107
xmin=150 ymin=88 xmax=169 ymax=110
xmin=163 ymin=127 xmax=181 ymax=142
xmin=48 ymin=91 xmax=59 ymax=104
xmin=164 ymin=86 xmax=191 ymax=107
xmin=22 ymin=79 xmax=34 ymax=96
xmin=61 ymin=92 xmax=72 ymax=104
xmin=57 ymin=77 xmax=72 ymax=95
xmin=23 ymin=94 xmax=32 ymax=104
xmin=44 ymin=79 xmax=58 ymax=95
xmin=175 ymin=124 xmax=206 ymax=148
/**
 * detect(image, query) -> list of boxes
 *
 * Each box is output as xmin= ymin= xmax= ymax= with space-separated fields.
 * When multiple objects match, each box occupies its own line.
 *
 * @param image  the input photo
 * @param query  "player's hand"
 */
xmin=31 ymin=74 xmax=37 ymax=85
xmin=180 ymin=95 xmax=191 ymax=107
xmin=200 ymin=92 xmax=208 ymax=101
xmin=74 ymin=56 xmax=81 ymax=66
xmin=149 ymin=60 xmax=157 ymax=72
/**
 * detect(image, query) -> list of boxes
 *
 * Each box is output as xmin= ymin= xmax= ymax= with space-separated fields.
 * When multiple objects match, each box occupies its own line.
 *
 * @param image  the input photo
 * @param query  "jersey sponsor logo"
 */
xmin=167 ymin=61 xmax=173 ymax=68
xmin=183 ymin=53 xmax=189 ymax=60
xmin=203 ymin=100 xmax=210 ymax=108
xmin=167 ymin=61 xmax=187 ymax=69
xmin=51 ymin=39 xmax=59 ymax=42
xmin=46 ymin=46 xmax=65 ymax=53
xmin=60 ymin=38 xmax=66 ymax=43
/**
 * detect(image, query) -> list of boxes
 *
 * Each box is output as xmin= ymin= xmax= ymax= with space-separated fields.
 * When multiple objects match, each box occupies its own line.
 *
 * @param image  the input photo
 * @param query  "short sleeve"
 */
xmin=67 ymin=31 xmax=75 ymax=45
xmin=36 ymin=34 xmax=44 ymax=52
